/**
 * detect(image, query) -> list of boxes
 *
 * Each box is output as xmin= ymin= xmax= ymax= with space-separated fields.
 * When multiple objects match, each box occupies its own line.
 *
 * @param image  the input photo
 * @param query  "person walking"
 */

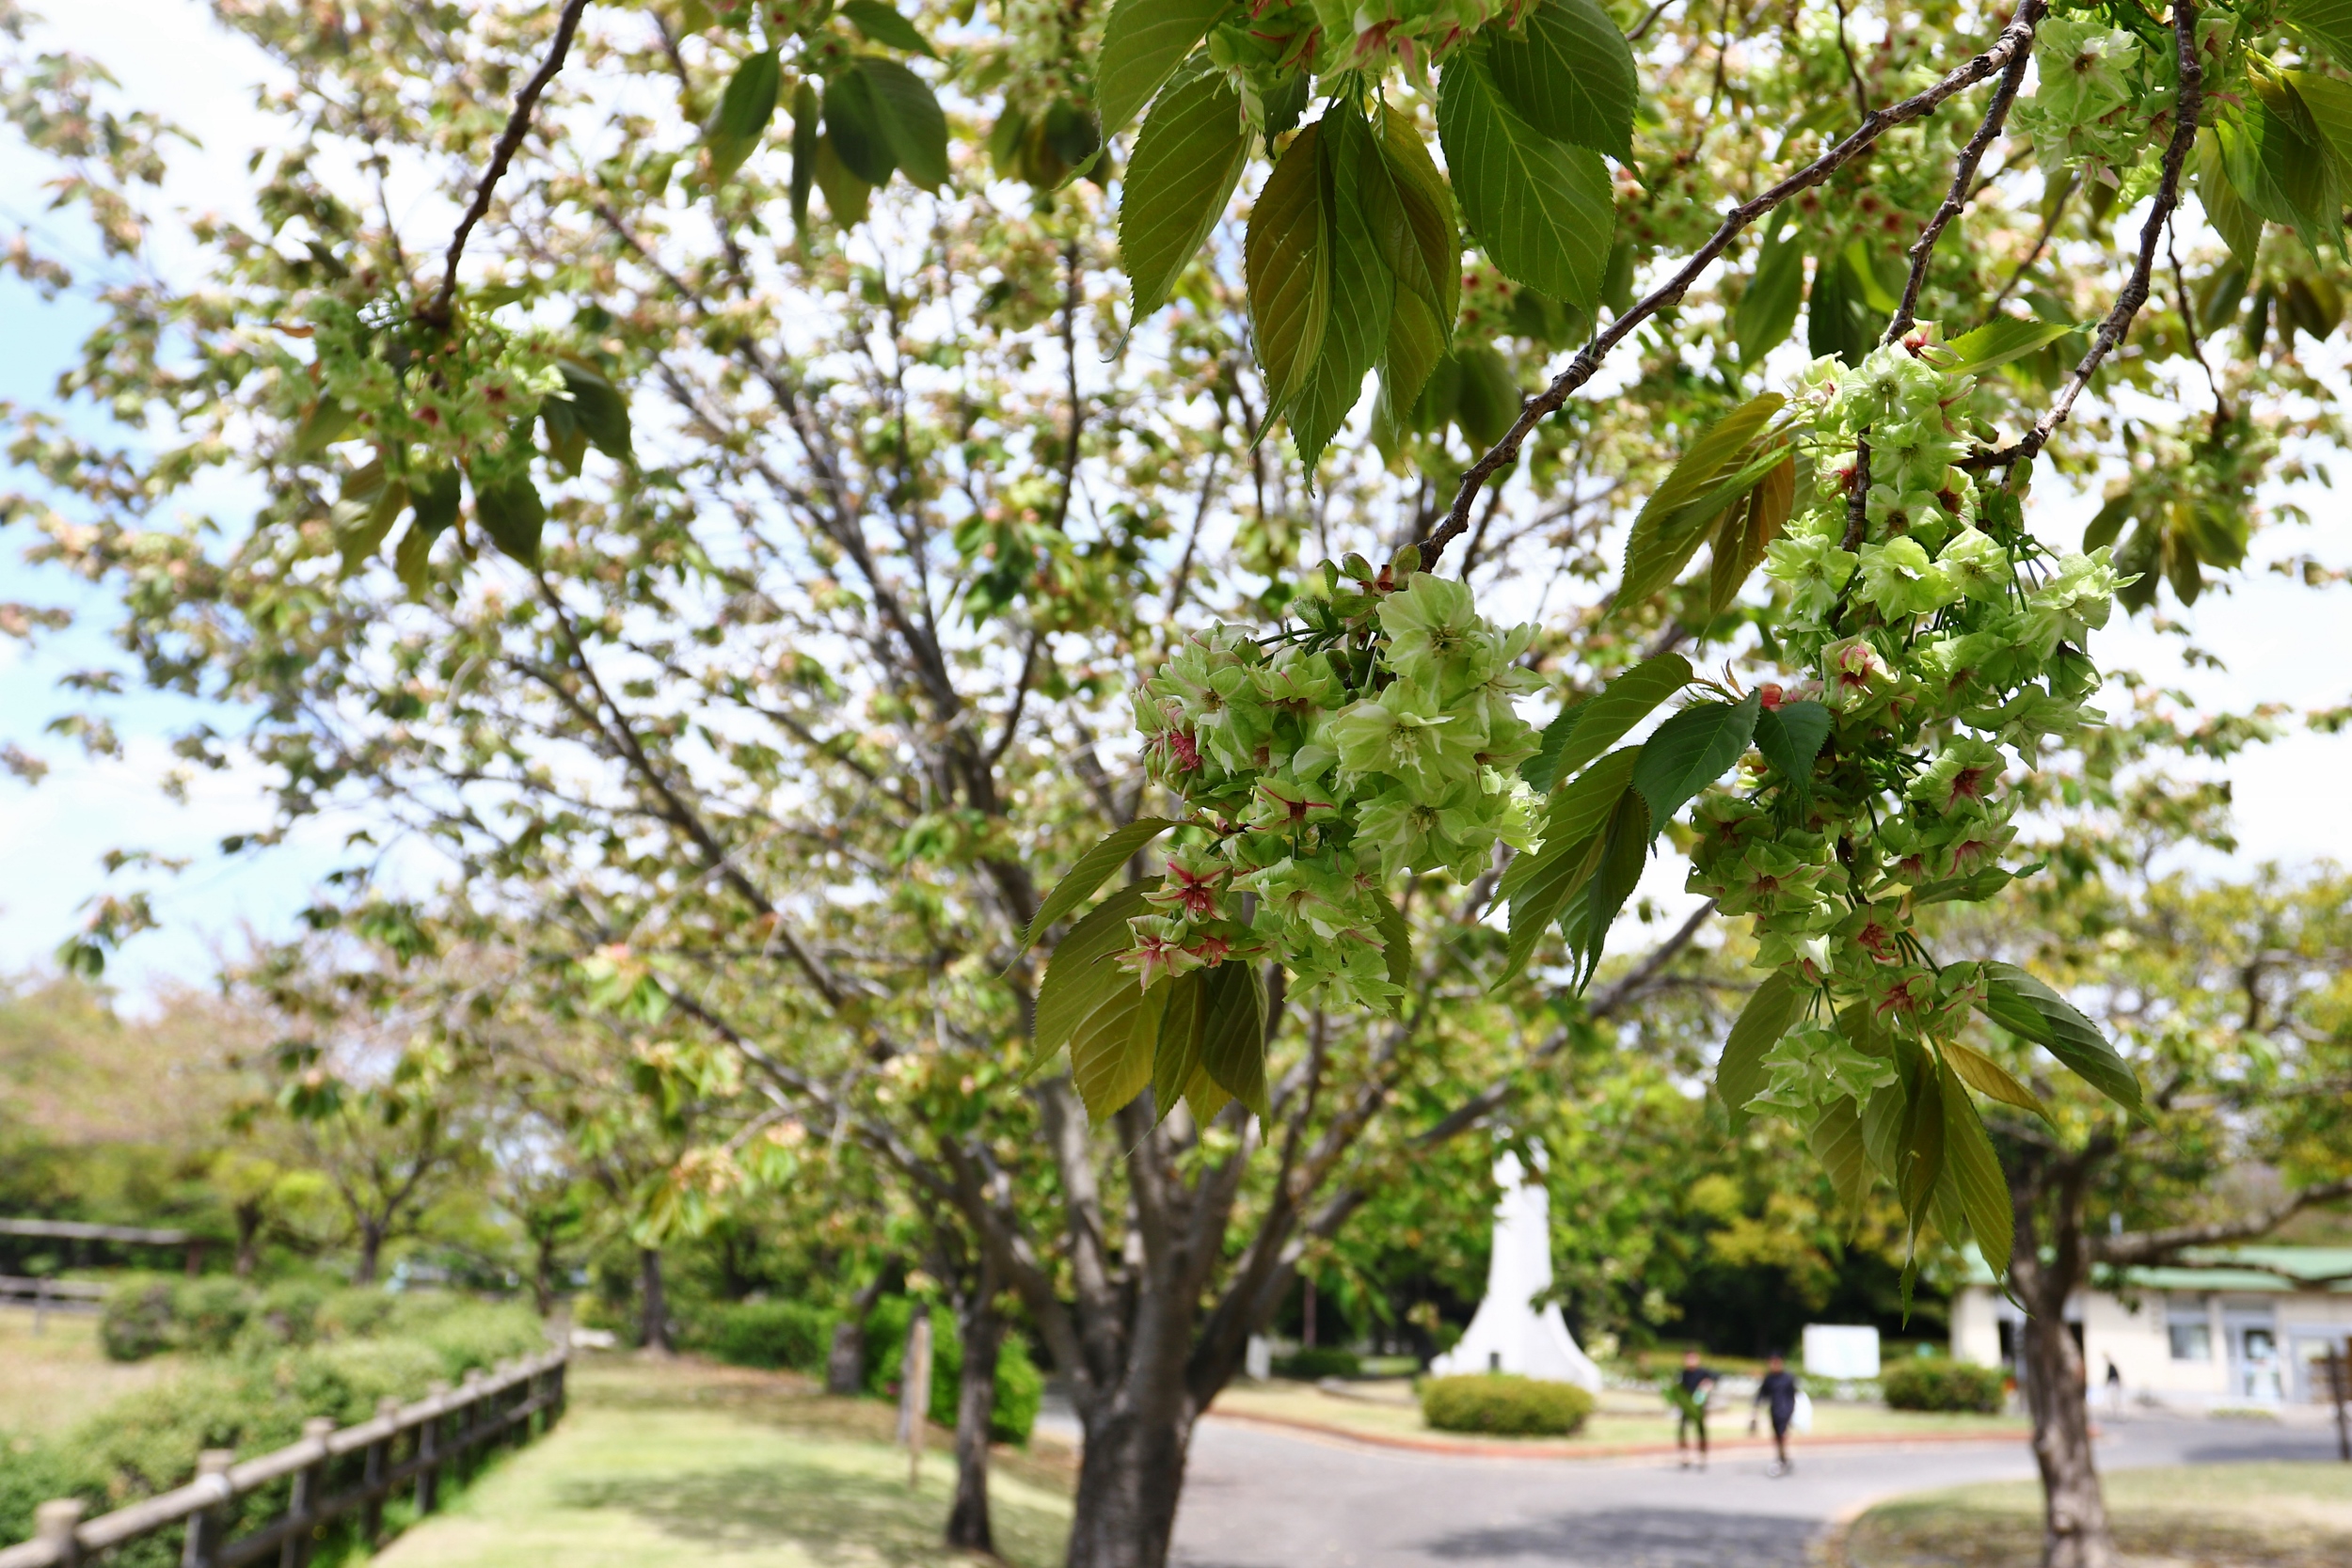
xmin=1673 ymin=1350 xmax=1719 ymax=1469
xmin=1751 ymin=1352 xmax=1801 ymax=1476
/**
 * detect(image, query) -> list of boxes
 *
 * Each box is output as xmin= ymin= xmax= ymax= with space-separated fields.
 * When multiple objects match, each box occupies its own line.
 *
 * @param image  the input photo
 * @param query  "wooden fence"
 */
xmin=0 ymin=1276 xmax=105 ymax=1327
xmin=0 ymin=1349 xmax=568 ymax=1568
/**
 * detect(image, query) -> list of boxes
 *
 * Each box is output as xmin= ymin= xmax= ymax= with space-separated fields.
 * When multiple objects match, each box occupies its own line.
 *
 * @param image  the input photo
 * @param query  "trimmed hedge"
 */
xmin=1273 ymin=1347 xmax=1361 ymax=1380
xmin=687 ymin=1300 xmax=835 ymax=1374
xmin=100 ymin=1279 xmax=448 ymax=1364
xmin=1881 ymin=1358 xmax=2007 ymax=1413
xmin=1421 ymin=1373 xmax=1594 ymax=1436
xmin=866 ymin=1297 xmax=1043 ymax=1445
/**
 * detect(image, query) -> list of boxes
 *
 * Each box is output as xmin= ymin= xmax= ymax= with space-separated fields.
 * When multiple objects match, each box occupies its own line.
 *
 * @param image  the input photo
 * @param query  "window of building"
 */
xmin=2169 ymin=1320 xmax=2212 ymax=1361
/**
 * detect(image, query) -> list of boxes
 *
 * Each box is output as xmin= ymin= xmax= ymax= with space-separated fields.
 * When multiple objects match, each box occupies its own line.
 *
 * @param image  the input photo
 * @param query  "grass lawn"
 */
xmin=1208 ymin=1377 xmax=2027 ymax=1449
xmin=0 ymin=1309 xmax=174 ymax=1438
xmin=371 ymin=1355 xmax=1073 ymax=1568
xmin=1844 ymin=1463 xmax=2352 ymax=1567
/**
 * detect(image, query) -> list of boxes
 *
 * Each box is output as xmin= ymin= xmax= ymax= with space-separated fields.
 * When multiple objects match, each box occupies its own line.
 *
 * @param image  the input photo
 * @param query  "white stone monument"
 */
xmin=1428 ymin=1150 xmax=1602 ymax=1389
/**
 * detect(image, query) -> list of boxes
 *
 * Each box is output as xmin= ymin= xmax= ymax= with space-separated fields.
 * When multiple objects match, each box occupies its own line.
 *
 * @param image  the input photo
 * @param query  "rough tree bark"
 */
xmin=233 ymin=1199 xmax=264 ymax=1278
xmin=355 ymin=1219 xmax=386 ymax=1286
xmin=2010 ymin=1149 xmax=2111 ymax=1568
xmin=638 ymin=1245 xmax=672 ymax=1354
xmin=946 ymin=1258 xmax=1004 ymax=1554
xmin=828 ymin=1266 xmax=894 ymax=1395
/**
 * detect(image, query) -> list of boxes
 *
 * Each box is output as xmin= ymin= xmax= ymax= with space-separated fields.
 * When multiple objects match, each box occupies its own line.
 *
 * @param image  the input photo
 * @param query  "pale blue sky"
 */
xmin=3 ymin=1 xmax=2348 ymax=1005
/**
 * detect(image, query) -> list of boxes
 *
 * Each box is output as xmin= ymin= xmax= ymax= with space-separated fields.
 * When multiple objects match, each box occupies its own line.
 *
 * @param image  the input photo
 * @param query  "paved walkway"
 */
xmin=1170 ymin=1411 xmax=2345 ymax=1568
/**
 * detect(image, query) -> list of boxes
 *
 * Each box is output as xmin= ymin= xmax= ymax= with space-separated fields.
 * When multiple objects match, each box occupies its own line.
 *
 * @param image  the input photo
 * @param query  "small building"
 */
xmin=1949 ymin=1245 xmax=2352 ymax=1410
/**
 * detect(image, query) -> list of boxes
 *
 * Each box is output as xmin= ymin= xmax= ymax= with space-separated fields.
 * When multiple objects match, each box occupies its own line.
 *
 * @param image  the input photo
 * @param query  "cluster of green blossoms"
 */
xmin=1717 ymin=328 xmax=2122 ymax=1112
xmin=1127 ymin=562 xmax=1540 ymax=1011
xmin=304 ymin=293 xmax=565 ymax=483
xmin=2010 ymin=14 xmax=2236 ymax=182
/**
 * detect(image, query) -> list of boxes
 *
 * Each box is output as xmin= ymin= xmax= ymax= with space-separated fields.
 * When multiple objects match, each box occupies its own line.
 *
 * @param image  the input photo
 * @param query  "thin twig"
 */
xmin=1419 ymin=0 xmax=2049 ymax=571
xmin=2169 ymin=224 xmax=2231 ymax=431
xmin=1625 ymin=0 xmax=1677 ymax=44
xmin=423 ymin=0 xmax=592 ymax=325
xmin=1832 ymin=0 xmax=1874 ymax=119
xmin=1962 ymin=0 xmax=2204 ymax=474
xmin=1886 ymin=32 xmax=2035 ymax=341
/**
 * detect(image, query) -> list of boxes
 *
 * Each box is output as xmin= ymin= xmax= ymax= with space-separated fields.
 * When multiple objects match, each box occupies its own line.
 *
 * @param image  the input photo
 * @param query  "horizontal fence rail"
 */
xmin=0 ymin=1277 xmax=104 ymax=1319
xmin=0 ymin=1349 xmax=568 ymax=1568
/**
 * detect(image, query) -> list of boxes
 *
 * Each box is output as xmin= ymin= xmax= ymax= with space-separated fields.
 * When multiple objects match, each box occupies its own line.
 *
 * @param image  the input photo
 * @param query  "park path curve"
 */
xmin=1168 ymin=1410 xmax=2345 ymax=1568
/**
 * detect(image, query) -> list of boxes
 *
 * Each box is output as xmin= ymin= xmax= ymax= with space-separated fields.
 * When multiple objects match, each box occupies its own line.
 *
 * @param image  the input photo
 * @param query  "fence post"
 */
xmin=33 ymin=1499 xmax=84 ymax=1568
xmin=551 ymin=1354 xmax=567 ymax=1423
xmin=362 ymin=1396 xmax=398 ymax=1544
xmin=180 ymin=1449 xmax=233 ymax=1568
xmin=415 ymin=1380 xmax=449 ymax=1516
xmin=32 ymin=1275 xmax=48 ymax=1337
xmin=278 ymin=1417 xmax=333 ymax=1568
xmin=457 ymin=1368 xmax=486 ymax=1464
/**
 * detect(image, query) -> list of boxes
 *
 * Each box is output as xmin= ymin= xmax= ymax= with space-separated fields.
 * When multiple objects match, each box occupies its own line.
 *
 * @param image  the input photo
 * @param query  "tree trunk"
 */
xmin=355 ymin=1221 xmax=384 ymax=1286
xmin=638 ymin=1246 xmax=672 ymax=1354
xmin=532 ymin=1234 xmax=559 ymax=1318
xmin=233 ymin=1201 xmax=263 ymax=1278
xmin=946 ymin=1276 xmax=1004 ymax=1553
xmin=1064 ymin=1399 xmax=1195 ymax=1568
xmin=2023 ymin=1294 xmax=2111 ymax=1567
xmin=828 ymin=1266 xmax=894 ymax=1396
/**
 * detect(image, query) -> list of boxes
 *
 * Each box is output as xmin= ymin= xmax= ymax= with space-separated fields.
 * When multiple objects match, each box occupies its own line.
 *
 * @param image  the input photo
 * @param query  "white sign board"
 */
xmin=1803 ymin=1323 xmax=1881 ymax=1380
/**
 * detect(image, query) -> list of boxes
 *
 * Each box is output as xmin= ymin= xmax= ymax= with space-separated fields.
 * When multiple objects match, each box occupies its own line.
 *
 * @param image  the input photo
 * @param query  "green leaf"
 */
xmin=1120 ymin=68 xmax=1250 ymax=325
xmin=862 ymin=57 xmax=949 ymax=191
xmin=1285 ymin=105 xmax=1394 ymax=471
xmin=1937 ymin=1053 xmax=2014 ymax=1278
xmin=1438 ymin=49 xmax=1613 ymax=309
xmin=1484 ymin=0 xmax=1638 ymax=162
xmin=789 ymin=81 xmax=821 ymax=230
xmin=825 ymin=66 xmax=896 ymax=186
xmin=1149 ymin=970 xmax=1208 ymax=1124
xmin=1073 ymin=972 xmax=1160 ymax=1118
xmin=2227 ymin=86 xmax=2337 ymax=256
xmin=1499 ymin=745 xmax=1642 ymax=906
xmin=1542 ymin=653 xmax=1692 ymax=786
xmin=1373 ymin=888 xmax=1412 ymax=1004
xmin=1013 ymin=817 xmax=1181 ymax=956
xmin=558 ymin=362 xmax=631 ymax=461
xmin=1909 ymin=865 xmax=2016 ymax=906
xmin=1095 ymin=0 xmax=1230 ymax=136
xmin=1558 ymin=787 xmax=1649 ymax=990
xmin=335 ymin=479 xmax=407 ymax=578
xmin=1807 ymin=244 xmax=1874 ymax=367
xmin=1979 ymin=962 xmax=2143 ymax=1114
xmin=471 ymin=470 xmax=546 ymax=566
xmin=1034 ymin=879 xmax=1157 ymax=1060
xmin=1945 ymin=314 xmax=2080 ymax=374
xmin=1495 ymin=813 xmax=1607 ymax=989
xmin=1736 ymin=220 xmax=1805 ymax=364
xmin=1631 ymin=689 xmax=1760 ymax=830
xmin=1245 ymin=119 xmax=1329 ymax=418
xmin=838 ymin=0 xmax=937 ymax=56
xmin=1362 ymin=104 xmax=1459 ymax=412
xmin=1751 ymin=697 xmax=1829 ymax=802
xmin=1860 ymin=1077 xmax=1904 ymax=1181
xmin=1520 ymin=704 xmax=1582 ymax=794
xmin=812 ymin=134 xmax=872 ymax=224
xmin=2196 ymin=129 xmax=2265 ymax=267
xmin=1717 ymin=969 xmax=1802 ymax=1129
xmin=1199 ymin=960 xmax=1269 ymax=1119
xmin=2284 ymin=0 xmax=2352 ymax=69
xmin=292 ymin=399 xmax=356 ymax=458
xmin=1705 ymin=451 xmax=1794 ymax=615
xmin=2289 ymin=70 xmax=2352 ymax=190
xmin=1810 ymin=1098 xmax=1873 ymax=1214
xmin=1944 ymin=1037 xmax=2050 ymax=1123
xmin=1615 ymin=393 xmax=1787 ymax=606
xmin=708 ymin=50 xmax=782 ymax=183
xmin=1894 ymin=1038 xmax=1946 ymax=1237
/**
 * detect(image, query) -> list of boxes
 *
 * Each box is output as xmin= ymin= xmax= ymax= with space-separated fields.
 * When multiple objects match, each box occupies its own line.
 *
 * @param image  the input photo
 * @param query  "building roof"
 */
xmin=1959 ymin=1244 xmax=2352 ymax=1293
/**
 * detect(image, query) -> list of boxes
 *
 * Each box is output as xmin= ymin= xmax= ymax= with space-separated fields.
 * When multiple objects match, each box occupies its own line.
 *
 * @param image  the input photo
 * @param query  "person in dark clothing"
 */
xmin=1674 ymin=1350 xmax=1718 ymax=1468
xmin=1750 ymin=1353 xmax=1801 ymax=1475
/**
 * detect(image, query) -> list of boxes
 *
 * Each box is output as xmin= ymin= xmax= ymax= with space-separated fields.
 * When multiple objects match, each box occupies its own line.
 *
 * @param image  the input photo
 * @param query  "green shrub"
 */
xmin=1421 ymin=1373 xmax=1595 ymax=1436
xmin=101 ymin=1280 xmax=179 ymax=1362
xmin=691 ymin=1300 xmax=835 ymax=1373
xmin=1881 ymin=1358 xmax=2006 ymax=1413
xmin=865 ymin=1297 xmax=1043 ymax=1444
xmin=174 ymin=1278 xmax=259 ymax=1354
xmin=1273 ymin=1347 xmax=1361 ymax=1380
